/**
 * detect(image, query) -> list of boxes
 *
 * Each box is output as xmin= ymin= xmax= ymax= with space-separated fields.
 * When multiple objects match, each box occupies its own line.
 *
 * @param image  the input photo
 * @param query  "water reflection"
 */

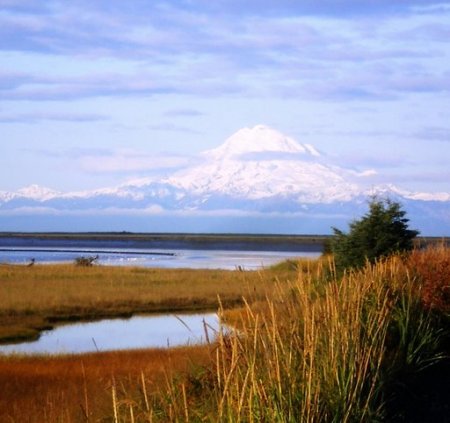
xmin=0 ymin=313 xmax=219 ymax=355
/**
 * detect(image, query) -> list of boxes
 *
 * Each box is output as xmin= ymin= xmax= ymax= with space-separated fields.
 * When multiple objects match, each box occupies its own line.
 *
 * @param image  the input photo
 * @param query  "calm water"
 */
xmin=0 ymin=238 xmax=321 ymax=270
xmin=0 ymin=313 xmax=220 ymax=355
xmin=0 ymin=237 xmax=320 ymax=354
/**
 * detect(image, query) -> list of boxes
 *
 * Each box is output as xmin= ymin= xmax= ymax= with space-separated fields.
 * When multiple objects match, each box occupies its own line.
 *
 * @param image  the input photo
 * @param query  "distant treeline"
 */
xmin=0 ymin=232 xmax=327 ymax=242
xmin=0 ymin=232 xmax=448 ymax=249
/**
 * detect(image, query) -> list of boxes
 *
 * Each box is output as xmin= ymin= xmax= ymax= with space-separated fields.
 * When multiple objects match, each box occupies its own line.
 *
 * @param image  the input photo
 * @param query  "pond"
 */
xmin=0 ymin=313 xmax=220 ymax=355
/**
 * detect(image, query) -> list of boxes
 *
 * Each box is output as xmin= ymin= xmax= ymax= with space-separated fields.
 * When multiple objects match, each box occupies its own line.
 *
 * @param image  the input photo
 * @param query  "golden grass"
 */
xmin=0 ymin=262 xmax=305 ymax=342
xmin=112 ymin=250 xmax=448 ymax=422
xmin=0 ymin=251 xmax=448 ymax=421
xmin=0 ymin=259 xmax=311 ymax=422
xmin=201 ymin=257 xmax=395 ymax=422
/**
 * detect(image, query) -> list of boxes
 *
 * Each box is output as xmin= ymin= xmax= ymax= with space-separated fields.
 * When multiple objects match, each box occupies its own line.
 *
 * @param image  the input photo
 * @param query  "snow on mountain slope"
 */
xmin=166 ymin=157 xmax=361 ymax=202
xmin=0 ymin=125 xmax=449 ymax=213
xmin=367 ymin=184 xmax=450 ymax=203
xmin=402 ymin=191 xmax=450 ymax=202
xmin=165 ymin=125 xmax=359 ymax=202
xmin=203 ymin=125 xmax=320 ymax=160
xmin=17 ymin=185 xmax=61 ymax=201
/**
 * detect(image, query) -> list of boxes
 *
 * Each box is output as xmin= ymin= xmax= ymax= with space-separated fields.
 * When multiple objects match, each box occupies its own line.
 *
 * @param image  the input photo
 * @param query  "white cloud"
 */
xmin=356 ymin=169 xmax=378 ymax=177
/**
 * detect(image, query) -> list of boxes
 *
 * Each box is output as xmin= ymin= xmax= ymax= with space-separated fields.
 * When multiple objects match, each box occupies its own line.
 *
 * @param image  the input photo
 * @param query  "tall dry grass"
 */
xmin=1 ymin=250 xmax=448 ymax=421
xmin=114 ymin=250 xmax=448 ymax=422
xmin=200 ymin=259 xmax=393 ymax=422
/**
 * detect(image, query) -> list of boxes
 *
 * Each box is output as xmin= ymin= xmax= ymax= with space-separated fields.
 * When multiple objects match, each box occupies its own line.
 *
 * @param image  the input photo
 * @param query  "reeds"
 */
xmin=206 ymin=259 xmax=391 ymax=422
xmin=122 ymin=250 xmax=448 ymax=422
xmin=1 ymin=250 xmax=448 ymax=421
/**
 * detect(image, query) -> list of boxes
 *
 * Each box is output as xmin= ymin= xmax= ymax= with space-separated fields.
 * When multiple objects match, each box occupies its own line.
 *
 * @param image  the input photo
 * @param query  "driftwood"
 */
xmin=74 ymin=255 xmax=99 ymax=267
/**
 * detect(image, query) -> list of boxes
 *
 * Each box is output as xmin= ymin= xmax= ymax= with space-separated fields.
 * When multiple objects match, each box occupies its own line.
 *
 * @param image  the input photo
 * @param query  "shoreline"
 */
xmin=0 ymin=232 xmax=327 ymax=255
xmin=0 ymin=232 xmax=328 ymax=247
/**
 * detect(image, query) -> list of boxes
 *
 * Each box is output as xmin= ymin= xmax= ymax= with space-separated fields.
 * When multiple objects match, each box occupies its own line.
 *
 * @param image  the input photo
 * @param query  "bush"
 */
xmin=74 ymin=255 xmax=99 ymax=267
xmin=331 ymin=198 xmax=418 ymax=271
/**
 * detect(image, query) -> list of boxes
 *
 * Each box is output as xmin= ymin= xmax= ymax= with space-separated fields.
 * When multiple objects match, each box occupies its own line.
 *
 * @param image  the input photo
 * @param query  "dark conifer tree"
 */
xmin=331 ymin=198 xmax=419 ymax=270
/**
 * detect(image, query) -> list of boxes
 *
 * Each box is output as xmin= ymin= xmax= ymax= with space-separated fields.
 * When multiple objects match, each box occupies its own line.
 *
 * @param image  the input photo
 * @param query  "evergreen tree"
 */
xmin=331 ymin=198 xmax=419 ymax=270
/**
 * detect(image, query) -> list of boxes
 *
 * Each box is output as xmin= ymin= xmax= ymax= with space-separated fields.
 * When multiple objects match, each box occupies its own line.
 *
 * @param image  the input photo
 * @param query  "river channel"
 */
xmin=0 ymin=313 xmax=219 ymax=355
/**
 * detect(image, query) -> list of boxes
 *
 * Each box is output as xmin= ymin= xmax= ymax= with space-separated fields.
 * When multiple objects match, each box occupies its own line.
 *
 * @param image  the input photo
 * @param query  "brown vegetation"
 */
xmin=0 ymin=263 xmax=299 ymax=343
xmin=0 ymin=250 xmax=449 ymax=421
xmin=0 ymin=346 xmax=211 ymax=422
xmin=408 ymin=244 xmax=450 ymax=314
xmin=113 ymin=248 xmax=450 ymax=422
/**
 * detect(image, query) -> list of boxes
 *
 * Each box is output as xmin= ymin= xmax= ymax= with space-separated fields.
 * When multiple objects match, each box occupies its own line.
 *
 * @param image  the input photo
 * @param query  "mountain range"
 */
xmin=1 ymin=125 xmax=449 ymax=234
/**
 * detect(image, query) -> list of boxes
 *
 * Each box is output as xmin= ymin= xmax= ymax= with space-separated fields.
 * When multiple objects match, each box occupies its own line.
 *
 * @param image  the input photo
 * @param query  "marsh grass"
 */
xmin=201 ymin=259 xmax=393 ymax=422
xmin=118 ymin=251 xmax=448 ymax=422
xmin=0 ymin=251 xmax=448 ymax=421
xmin=0 ymin=263 xmax=302 ymax=342
xmin=0 ymin=346 xmax=212 ymax=422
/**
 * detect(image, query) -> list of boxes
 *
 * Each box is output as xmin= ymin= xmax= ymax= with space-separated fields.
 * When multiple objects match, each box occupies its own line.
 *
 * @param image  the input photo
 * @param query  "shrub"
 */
xmin=331 ymin=198 xmax=418 ymax=271
xmin=74 ymin=255 xmax=99 ymax=267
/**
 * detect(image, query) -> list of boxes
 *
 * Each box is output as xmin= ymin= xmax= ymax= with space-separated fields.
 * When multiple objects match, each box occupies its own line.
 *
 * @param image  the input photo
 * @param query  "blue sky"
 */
xmin=1 ymin=0 xmax=450 ymax=194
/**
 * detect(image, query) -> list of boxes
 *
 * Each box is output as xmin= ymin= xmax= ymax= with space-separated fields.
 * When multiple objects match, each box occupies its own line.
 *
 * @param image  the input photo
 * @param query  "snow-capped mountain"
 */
xmin=1 ymin=125 xmax=449 ymax=234
xmin=163 ymin=125 xmax=360 ymax=202
xmin=202 ymin=125 xmax=320 ymax=160
xmin=0 ymin=184 xmax=61 ymax=202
